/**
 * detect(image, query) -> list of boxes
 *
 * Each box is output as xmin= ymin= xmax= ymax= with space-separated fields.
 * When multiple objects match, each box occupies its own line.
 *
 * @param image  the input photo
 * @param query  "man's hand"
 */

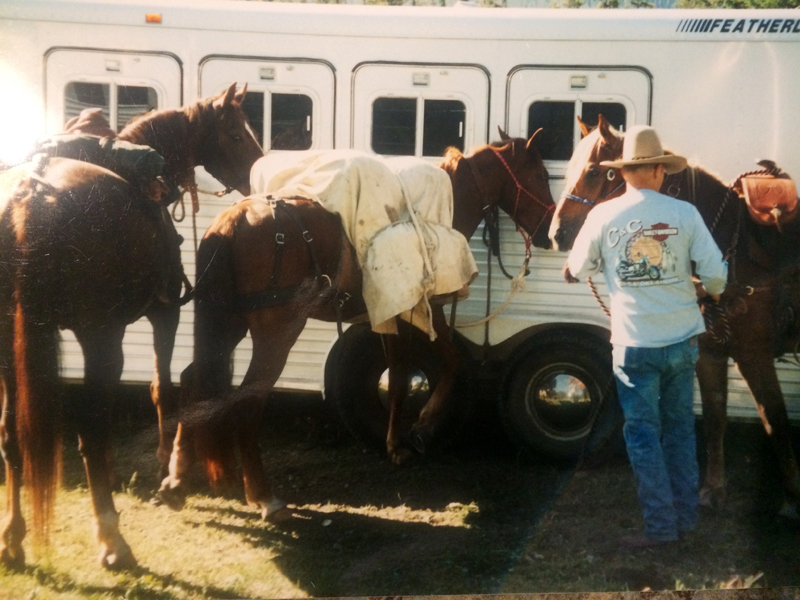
xmin=563 ymin=263 xmax=579 ymax=284
xmin=692 ymin=276 xmax=720 ymax=302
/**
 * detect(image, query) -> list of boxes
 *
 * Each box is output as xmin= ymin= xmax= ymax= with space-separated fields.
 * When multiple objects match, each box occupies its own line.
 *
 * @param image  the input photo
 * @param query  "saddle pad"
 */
xmin=742 ymin=175 xmax=798 ymax=226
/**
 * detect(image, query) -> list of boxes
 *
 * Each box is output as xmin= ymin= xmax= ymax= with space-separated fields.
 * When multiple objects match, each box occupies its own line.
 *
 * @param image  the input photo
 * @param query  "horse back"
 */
xmin=1 ymin=157 xmax=169 ymax=329
xmin=201 ymin=196 xmax=365 ymax=320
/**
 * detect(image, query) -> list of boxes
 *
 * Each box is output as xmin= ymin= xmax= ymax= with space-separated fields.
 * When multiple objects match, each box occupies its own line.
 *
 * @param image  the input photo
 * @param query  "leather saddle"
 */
xmin=741 ymin=165 xmax=798 ymax=228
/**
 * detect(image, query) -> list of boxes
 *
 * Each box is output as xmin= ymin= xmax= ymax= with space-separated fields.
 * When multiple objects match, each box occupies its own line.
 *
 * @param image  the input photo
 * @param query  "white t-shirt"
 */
xmin=567 ymin=188 xmax=728 ymax=348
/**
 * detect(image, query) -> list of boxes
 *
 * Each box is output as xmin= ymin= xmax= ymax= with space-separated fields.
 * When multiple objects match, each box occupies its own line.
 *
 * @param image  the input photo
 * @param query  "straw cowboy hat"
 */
xmin=601 ymin=126 xmax=687 ymax=175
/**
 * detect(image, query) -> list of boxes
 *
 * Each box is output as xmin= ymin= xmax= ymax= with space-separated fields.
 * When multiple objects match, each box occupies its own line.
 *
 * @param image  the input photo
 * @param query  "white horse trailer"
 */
xmin=1 ymin=0 xmax=799 ymax=457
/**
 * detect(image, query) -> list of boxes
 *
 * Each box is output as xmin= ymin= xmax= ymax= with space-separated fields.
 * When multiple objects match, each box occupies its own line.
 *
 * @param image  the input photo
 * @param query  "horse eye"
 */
xmin=606 ymin=170 xmax=616 ymax=181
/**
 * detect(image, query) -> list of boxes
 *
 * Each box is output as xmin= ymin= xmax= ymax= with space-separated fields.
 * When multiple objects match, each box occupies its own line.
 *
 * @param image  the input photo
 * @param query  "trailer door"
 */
xmin=200 ymin=57 xmax=335 ymax=151
xmin=352 ymin=63 xmax=489 ymax=157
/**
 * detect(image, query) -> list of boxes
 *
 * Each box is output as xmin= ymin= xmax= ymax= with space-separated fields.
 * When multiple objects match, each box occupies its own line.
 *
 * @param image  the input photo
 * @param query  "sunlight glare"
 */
xmin=0 ymin=66 xmax=44 ymax=165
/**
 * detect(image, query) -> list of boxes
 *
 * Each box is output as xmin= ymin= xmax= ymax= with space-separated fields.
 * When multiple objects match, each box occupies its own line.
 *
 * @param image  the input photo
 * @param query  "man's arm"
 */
xmin=564 ymin=213 xmax=603 ymax=283
xmin=690 ymin=208 xmax=728 ymax=296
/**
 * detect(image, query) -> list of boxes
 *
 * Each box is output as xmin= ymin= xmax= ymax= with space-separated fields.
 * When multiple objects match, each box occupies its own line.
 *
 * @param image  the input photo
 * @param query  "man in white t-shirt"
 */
xmin=565 ymin=126 xmax=728 ymax=548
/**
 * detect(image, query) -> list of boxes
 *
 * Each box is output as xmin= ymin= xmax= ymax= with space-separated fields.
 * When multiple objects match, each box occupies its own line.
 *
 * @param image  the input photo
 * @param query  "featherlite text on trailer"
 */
xmin=1 ymin=0 xmax=799 ymax=454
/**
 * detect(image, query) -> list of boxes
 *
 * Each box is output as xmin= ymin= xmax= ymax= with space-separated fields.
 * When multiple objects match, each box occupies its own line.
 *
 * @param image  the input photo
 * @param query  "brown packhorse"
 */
xmin=549 ymin=115 xmax=800 ymax=518
xmin=0 ymin=82 xmax=263 ymax=570
xmin=158 ymin=130 xmax=554 ymax=519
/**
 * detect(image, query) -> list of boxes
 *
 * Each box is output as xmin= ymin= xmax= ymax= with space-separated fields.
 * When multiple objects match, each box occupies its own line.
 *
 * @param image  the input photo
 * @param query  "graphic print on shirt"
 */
xmin=612 ymin=222 xmax=680 ymax=287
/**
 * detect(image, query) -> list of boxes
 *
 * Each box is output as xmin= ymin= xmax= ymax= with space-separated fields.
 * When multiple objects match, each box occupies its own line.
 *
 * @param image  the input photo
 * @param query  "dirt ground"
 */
xmin=11 ymin=386 xmax=800 ymax=597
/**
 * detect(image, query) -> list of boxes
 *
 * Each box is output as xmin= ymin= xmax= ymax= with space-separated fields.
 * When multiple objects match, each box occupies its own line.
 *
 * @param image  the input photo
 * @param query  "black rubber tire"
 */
xmin=325 ymin=322 xmax=474 ymax=451
xmin=499 ymin=330 xmax=622 ymax=463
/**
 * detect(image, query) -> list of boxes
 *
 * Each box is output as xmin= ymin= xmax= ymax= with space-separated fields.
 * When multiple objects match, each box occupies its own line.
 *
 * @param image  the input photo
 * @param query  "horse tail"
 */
xmin=12 ymin=181 xmax=62 ymax=545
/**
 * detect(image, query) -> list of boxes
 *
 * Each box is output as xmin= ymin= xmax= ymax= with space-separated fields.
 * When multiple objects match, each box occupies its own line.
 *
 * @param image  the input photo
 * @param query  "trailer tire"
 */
xmin=326 ymin=322 xmax=473 ymax=451
xmin=499 ymin=331 xmax=621 ymax=463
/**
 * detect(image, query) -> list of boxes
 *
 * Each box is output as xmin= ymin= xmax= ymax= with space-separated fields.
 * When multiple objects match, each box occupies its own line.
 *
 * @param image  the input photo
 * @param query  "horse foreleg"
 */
xmin=408 ymin=308 xmax=461 ymax=455
xmin=146 ymin=302 xmax=180 ymax=479
xmin=735 ymin=356 xmax=800 ymax=517
xmin=1 ymin=378 xmax=26 ymax=570
xmin=75 ymin=327 xmax=136 ymax=570
xmin=696 ymin=349 xmax=729 ymax=508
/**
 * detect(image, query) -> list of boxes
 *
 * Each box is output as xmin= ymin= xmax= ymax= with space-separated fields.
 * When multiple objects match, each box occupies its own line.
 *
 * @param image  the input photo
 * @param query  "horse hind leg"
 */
xmin=385 ymin=325 xmax=413 ymax=465
xmin=74 ymin=326 xmax=136 ymax=570
xmin=696 ymin=349 xmax=729 ymax=508
xmin=234 ymin=307 xmax=307 ymax=520
xmin=407 ymin=307 xmax=461 ymax=456
xmin=0 ymin=363 xmax=26 ymax=570
xmin=735 ymin=356 xmax=800 ymax=518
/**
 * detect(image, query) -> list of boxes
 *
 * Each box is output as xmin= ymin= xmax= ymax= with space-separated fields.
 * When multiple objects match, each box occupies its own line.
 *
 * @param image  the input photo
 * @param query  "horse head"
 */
xmin=549 ymin=115 xmax=624 ymax=251
xmin=467 ymin=127 xmax=554 ymax=249
xmin=201 ymin=82 xmax=264 ymax=196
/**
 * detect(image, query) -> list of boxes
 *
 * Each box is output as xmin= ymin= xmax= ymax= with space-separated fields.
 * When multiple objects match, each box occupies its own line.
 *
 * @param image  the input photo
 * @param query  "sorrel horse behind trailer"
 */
xmin=0 ymin=83 xmax=263 ymax=570
xmin=159 ymin=130 xmax=554 ymax=519
xmin=549 ymin=116 xmax=800 ymax=518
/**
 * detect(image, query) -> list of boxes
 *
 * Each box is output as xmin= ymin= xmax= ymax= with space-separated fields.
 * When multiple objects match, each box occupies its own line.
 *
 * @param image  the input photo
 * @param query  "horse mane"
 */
xmin=439 ymin=146 xmax=463 ymax=173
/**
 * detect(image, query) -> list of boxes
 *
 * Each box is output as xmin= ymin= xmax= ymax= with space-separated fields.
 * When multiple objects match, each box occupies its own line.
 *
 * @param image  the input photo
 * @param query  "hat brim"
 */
xmin=600 ymin=154 xmax=687 ymax=175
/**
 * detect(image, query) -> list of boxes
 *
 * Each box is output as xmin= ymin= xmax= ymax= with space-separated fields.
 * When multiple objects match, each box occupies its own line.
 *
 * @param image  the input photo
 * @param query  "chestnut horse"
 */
xmin=549 ymin=116 xmax=800 ymax=518
xmin=158 ymin=130 xmax=554 ymax=519
xmin=0 ymin=83 xmax=263 ymax=570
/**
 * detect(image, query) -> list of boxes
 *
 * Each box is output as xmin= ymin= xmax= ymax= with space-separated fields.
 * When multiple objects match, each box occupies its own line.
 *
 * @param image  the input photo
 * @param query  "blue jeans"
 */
xmin=612 ymin=337 xmax=700 ymax=541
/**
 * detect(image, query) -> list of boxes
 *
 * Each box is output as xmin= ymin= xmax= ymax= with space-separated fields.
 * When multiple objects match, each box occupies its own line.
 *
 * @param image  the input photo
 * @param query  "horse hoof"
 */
xmin=408 ymin=427 xmax=433 ymax=455
xmin=778 ymin=501 xmax=799 ymax=520
xmin=100 ymin=546 xmax=137 ymax=571
xmin=260 ymin=497 xmax=288 ymax=522
xmin=0 ymin=545 xmax=25 ymax=572
xmin=157 ymin=480 xmax=187 ymax=511
xmin=263 ymin=506 xmax=292 ymax=524
xmin=389 ymin=447 xmax=414 ymax=465
xmin=699 ymin=485 xmax=726 ymax=509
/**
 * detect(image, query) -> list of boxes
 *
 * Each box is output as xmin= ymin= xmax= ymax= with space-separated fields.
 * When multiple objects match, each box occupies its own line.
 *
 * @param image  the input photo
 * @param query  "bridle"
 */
xmin=478 ymin=144 xmax=555 ymax=260
xmin=562 ymin=168 xmax=625 ymax=208
xmin=561 ymin=136 xmax=625 ymax=208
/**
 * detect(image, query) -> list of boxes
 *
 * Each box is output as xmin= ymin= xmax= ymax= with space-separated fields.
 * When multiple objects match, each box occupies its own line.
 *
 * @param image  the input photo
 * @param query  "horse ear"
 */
xmin=526 ymin=128 xmax=543 ymax=151
xmin=234 ymin=82 xmax=248 ymax=105
xmin=221 ymin=82 xmax=237 ymax=108
xmin=577 ymin=115 xmax=590 ymax=139
xmin=497 ymin=126 xmax=512 ymax=142
xmin=597 ymin=114 xmax=616 ymax=143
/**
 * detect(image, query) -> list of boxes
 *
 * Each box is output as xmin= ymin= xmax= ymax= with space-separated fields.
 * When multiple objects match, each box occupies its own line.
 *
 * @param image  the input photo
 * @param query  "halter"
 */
xmin=486 ymin=145 xmax=555 ymax=258
xmin=562 ymin=179 xmax=625 ymax=207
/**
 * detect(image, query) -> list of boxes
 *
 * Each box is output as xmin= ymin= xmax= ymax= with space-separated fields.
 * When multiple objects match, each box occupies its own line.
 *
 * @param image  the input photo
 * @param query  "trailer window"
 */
xmin=528 ymin=101 xmax=575 ymax=161
xmin=372 ymin=97 xmax=416 ymax=156
xmin=64 ymin=82 xmax=158 ymax=132
xmin=581 ymin=102 xmax=626 ymax=132
xmin=272 ymin=93 xmax=312 ymax=151
xmin=117 ymin=85 xmax=158 ymax=131
xmin=65 ymin=82 xmax=111 ymax=124
xmin=423 ymin=100 xmax=465 ymax=157
xmin=240 ymin=91 xmax=313 ymax=151
xmin=372 ymin=97 xmax=466 ymax=157
xmin=527 ymin=100 xmax=627 ymax=162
